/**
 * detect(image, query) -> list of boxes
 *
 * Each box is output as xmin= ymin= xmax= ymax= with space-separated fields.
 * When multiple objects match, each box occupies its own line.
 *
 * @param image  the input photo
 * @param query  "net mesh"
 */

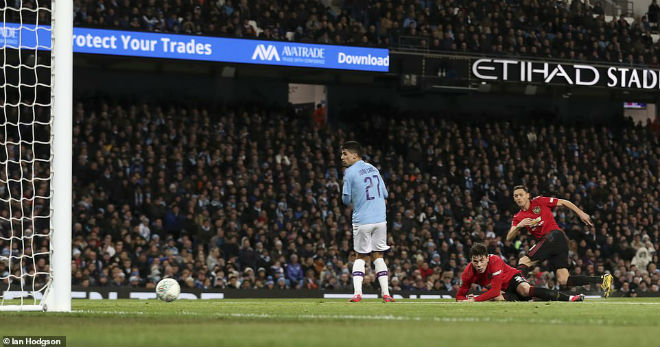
xmin=1 ymin=0 xmax=53 ymax=306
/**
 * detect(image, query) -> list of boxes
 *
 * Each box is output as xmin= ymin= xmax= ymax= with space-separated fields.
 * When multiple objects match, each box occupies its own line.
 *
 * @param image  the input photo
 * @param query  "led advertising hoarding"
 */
xmin=1 ymin=23 xmax=389 ymax=72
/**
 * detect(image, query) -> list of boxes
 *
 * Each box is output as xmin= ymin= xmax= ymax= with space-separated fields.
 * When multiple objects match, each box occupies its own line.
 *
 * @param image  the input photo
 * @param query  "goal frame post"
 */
xmin=42 ymin=0 xmax=72 ymax=312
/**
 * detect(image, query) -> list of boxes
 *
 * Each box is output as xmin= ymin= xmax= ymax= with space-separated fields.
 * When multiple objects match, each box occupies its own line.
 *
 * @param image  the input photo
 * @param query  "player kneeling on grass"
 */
xmin=456 ymin=243 xmax=584 ymax=302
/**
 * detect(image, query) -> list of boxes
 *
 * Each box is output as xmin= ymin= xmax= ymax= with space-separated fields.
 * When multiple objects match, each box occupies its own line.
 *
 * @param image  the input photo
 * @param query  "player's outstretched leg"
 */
xmin=374 ymin=256 xmax=393 ymax=303
xmin=563 ymin=273 xmax=612 ymax=297
xmin=529 ymin=286 xmax=583 ymax=302
xmin=350 ymin=257 xmax=366 ymax=302
xmin=565 ymin=275 xmax=602 ymax=287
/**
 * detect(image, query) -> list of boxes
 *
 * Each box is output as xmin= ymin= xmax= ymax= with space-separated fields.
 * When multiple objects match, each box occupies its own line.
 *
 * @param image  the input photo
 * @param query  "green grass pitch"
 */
xmin=2 ymin=298 xmax=658 ymax=347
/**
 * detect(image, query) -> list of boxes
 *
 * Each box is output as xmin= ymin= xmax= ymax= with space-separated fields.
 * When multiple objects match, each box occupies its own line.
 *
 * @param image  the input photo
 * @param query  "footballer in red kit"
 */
xmin=506 ymin=185 xmax=612 ymax=296
xmin=511 ymin=196 xmax=561 ymax=241
xmin=456 ymin=243 xmax=583 ymax=302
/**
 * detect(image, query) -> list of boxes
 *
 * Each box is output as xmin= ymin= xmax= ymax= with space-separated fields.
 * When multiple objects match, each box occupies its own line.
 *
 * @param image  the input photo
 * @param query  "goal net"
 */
xmin=0 ymin=0 xmax=71 ymax=312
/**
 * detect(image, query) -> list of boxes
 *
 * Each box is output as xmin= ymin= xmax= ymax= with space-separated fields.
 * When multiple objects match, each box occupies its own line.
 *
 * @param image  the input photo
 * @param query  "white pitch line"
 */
xmin=212 ymin=300 xmax=660 ymax=305
xmin=72 ymin=301 xmax=660 ymax=308
xmin=72 ymin=310 xmax=654 ymax=326
xmin=177 ymin=312 xmax=644 ymax=326
xmin=74 ymin=310 xmax=145 ymax=314
xmin=576 ymin=302 xmax=660 ymax=305
xmin=216 ymin=312 xmax=512 ymax=323
xmin=214 ymin=301 xmax=458 ymax=305
xmin=393 ymin=301 xmax=660 ymax=305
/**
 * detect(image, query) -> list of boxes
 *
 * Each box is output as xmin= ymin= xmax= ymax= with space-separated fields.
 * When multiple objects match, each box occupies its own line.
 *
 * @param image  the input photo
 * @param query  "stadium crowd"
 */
xmin=68 ymin=0 xmax=660 ymax=66
xmin=13 ymin=99 xmax=642 ymax=297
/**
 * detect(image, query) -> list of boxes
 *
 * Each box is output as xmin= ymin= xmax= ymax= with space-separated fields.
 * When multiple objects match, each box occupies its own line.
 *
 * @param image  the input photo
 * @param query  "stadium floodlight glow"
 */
xmin=0 ymin=0 xmax=72 ymax=312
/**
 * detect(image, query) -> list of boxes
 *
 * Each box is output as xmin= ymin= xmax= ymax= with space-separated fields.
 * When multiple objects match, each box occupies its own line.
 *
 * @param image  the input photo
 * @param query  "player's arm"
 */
xmin=505 ymin=225 xmax=520 ymax=242
xmin=473 ymin=277 xmax=504 ymax=302
xmin=456 ymin=282 xmax=470 ymax=301
xmin=506 ymin=218 xmax=534 ymax=241
xmin=455 ymin=271 xmax=473 ymax=301
xmin=557 ymin=199 xmax=593 ymax=226
xmin=341 ymin=172 xmax=352 ymax=206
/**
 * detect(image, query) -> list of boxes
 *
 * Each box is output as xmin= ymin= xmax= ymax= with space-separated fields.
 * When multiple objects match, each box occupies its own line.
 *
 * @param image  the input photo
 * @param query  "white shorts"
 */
xmin=352 ymin=222 xmax=390 ymax=254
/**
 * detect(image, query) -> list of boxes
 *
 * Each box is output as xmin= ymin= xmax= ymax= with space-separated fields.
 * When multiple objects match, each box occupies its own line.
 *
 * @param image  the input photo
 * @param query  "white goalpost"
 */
xmin=0 ymin=0 xmax=71 ymax=312
xmin=45 ymin=0 xmax=72 ymax=312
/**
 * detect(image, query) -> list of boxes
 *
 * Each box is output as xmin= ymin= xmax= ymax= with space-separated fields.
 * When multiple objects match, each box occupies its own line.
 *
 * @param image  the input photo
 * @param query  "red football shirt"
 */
xmin=456 ymin=254 xmax=521 ymax=302
xmin=511 ymin=196 xmax=560 ymax=241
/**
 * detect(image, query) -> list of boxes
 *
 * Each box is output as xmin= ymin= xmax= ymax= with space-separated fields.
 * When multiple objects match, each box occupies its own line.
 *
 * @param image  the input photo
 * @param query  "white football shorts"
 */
xmin=352 ymin=222 xmax=390 ymax=254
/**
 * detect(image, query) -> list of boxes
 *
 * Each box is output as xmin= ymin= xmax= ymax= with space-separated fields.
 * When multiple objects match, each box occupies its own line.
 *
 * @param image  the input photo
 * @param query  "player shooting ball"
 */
xmin=507 ymin=185 xmax=612 ymax=296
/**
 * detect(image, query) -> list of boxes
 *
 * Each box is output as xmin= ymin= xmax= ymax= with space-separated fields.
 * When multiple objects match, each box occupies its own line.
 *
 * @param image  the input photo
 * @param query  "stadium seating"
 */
xmin=71 ymin=0 xmax=660 ymax=65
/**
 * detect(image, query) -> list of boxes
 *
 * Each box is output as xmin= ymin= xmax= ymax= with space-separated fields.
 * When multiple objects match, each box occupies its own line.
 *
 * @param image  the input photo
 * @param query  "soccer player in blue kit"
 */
xmin=340 ymin=141 xmax=394 ymax=303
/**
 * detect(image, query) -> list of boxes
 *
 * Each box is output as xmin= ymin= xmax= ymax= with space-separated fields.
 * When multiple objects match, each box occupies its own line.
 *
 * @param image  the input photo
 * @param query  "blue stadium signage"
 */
xmin=472 ymin=58 xmax=660 ymax=90
xmin=1 ymin=23 xmax=389 ymax=72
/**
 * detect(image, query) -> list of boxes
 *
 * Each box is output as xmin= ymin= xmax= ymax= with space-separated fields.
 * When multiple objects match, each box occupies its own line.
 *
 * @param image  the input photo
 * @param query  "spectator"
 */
xmin=632 ymin=241 xmax=654 ymax=274
xmin=649 ymin=0 xmax=660 ymax=27
xmin=286 ymin=254 xmax=303 ymax=286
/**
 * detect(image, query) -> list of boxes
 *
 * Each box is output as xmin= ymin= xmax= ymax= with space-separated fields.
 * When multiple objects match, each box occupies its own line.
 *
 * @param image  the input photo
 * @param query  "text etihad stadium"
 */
xmin=472 ymin=58 xmax=660 ymax=89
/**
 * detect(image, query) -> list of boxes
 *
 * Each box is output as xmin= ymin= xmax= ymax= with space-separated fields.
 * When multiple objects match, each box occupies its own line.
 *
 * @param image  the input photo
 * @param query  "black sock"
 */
xmin=566 ymin=275 xmax=601 ymax=286
xmin=530 ymin=286 xmax=570 ymax=301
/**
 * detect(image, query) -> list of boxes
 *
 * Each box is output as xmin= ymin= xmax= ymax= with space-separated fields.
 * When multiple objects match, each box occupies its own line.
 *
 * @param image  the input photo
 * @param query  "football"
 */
xmin=156 ymin=278 xmax=180 ymax=302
